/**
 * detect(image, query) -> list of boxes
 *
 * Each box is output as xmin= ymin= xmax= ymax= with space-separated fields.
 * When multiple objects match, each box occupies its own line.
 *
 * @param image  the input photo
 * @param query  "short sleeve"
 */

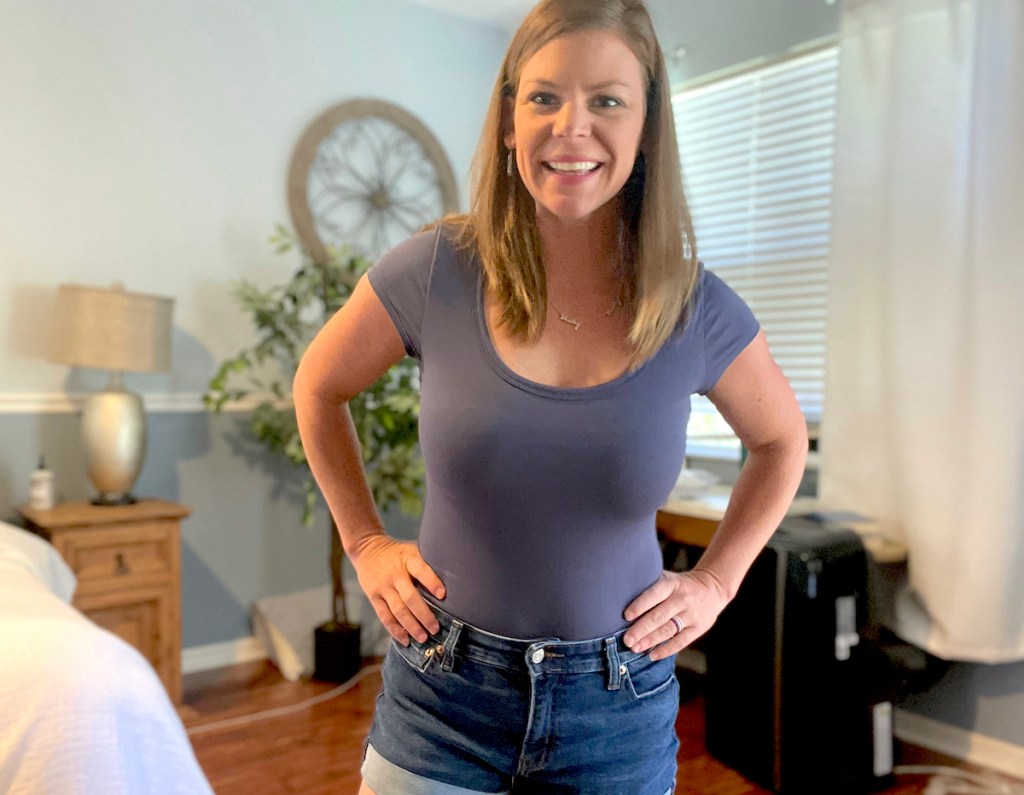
xmin=698 ymin=266 xmax=760 ymax=394
xmin=366 ymin=228 xmax=441 ymax=359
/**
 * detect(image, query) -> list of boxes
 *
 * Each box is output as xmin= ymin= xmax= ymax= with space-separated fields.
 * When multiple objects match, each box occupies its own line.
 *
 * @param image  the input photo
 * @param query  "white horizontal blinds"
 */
xmin=673 ymin=46 xmax=838 ymax=454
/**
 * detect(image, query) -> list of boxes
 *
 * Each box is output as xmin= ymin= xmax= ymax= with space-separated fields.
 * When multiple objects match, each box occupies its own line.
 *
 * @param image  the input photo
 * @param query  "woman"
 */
xmin=294 ymin=1 xmax=807 ymax=792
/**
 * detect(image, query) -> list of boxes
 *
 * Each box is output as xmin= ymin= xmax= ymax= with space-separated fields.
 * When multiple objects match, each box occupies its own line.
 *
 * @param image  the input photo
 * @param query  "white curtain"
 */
xmin=821 ymin=0 xmax=1024 ymax=662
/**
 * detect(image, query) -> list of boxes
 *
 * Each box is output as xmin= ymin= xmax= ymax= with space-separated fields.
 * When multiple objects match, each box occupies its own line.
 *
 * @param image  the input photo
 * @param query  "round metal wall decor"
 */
xmin=287 ymin=99 xmax=459 ymax=262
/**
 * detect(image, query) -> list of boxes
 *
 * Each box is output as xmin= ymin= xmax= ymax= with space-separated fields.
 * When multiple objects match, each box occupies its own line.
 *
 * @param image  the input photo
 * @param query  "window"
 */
xmin=673 ymin=45 xmax=838 ymax=457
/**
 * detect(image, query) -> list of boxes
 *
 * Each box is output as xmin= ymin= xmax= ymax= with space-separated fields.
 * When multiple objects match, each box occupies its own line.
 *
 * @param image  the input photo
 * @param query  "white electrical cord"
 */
xmin=186 ymin=663 xmax=383 ymax=736
xmin=895 ymin=765 xmax=1024 ymax=795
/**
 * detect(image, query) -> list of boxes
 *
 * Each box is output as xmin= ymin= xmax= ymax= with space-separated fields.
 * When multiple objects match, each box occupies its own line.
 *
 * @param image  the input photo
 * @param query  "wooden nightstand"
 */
xmin=18 ymin=499 xmax=189 ymax=704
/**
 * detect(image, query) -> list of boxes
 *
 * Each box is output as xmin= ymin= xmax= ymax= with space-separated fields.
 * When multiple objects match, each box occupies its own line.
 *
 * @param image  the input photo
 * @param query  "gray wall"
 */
xmin=646 ymin=0 xmax=840 ymax=84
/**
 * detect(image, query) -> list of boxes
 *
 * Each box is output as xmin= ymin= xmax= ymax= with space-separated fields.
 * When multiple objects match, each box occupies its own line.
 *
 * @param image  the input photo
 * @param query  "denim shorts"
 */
xmin=362 ymin=600 xmax=679 ymax=794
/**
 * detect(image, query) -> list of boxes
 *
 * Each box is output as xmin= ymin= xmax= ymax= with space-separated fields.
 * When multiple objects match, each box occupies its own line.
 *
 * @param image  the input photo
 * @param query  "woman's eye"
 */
xmin=594 ymin=96 xmax=623 ymax=108
xmin=529 ymin=92 xmax=558 ymax=106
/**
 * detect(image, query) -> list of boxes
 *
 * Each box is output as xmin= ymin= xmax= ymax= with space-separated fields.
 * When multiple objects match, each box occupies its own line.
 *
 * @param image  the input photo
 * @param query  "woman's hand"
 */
xmin=350 ymin=535 xmax=446 ymax=646
xmin=622 ymin=569 xmax=730 ymax=661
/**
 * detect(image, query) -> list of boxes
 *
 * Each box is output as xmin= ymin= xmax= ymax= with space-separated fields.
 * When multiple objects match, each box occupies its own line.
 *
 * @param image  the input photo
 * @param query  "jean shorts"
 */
xmin=362 ymin=600 xmax=679 ymax=794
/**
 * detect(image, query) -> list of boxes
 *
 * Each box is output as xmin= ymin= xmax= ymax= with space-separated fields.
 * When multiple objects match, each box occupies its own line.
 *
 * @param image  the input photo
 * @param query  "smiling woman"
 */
xmin=292 ymin=1 xmax=808 ymax=793
xmin=506 ymin=29 xmax=647 ymax=226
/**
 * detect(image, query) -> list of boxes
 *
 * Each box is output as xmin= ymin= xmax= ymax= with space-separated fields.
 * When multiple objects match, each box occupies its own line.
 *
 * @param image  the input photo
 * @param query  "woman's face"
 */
xmin=507 ymin=29 xmax=647 ymax=229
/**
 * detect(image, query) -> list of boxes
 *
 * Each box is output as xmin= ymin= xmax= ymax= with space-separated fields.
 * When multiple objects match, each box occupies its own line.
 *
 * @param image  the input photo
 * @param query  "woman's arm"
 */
xmin=623 ymin=331 xmax=807 ymax=659
xmin=294 ymin=274 xmax=444 ymax=645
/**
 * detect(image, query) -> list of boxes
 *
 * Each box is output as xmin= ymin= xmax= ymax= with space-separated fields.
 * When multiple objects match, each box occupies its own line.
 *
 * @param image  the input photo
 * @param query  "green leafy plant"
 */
xmin=204 ymin=225 xmax=423 ymax=627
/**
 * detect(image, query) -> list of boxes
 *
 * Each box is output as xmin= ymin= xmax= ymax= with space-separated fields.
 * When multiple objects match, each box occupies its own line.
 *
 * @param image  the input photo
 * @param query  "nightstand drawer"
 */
xmin=53 ymin=522 xmax=175 ymax=593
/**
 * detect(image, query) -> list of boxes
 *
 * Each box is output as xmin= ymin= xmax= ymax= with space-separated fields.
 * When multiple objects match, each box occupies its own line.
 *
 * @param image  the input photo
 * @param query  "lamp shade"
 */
xmin=50 ymin=284 xmax=173 ymax=373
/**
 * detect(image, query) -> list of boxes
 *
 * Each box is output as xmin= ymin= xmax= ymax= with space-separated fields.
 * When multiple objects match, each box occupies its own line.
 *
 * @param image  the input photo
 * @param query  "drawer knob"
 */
xmin=115 ymin=553 xmax=130 ymax=576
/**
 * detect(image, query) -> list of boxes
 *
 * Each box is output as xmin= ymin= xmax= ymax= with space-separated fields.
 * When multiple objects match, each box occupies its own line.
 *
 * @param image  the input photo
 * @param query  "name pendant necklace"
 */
xmin=550 ymin=238 xmax=626 ymax=331
xmin=551 ymin=294 xmax=622 ymax=331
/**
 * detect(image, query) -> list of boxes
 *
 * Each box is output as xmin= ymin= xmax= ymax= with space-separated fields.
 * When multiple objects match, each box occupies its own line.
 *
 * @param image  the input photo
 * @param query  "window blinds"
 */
xmin=673 ymin=46 xmax=838 ymax=454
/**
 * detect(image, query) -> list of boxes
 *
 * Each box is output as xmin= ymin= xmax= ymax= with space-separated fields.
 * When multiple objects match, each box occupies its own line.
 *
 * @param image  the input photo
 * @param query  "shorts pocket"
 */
xmin=623 ymin=655 xmax=677 ymax=701
xmin=389 ymin=635 xmax=442 ymax=673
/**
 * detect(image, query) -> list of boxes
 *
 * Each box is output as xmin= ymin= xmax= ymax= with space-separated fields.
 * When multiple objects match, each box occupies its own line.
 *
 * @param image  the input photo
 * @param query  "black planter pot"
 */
xmin=314 ymin=621 xmax=362 ymax=683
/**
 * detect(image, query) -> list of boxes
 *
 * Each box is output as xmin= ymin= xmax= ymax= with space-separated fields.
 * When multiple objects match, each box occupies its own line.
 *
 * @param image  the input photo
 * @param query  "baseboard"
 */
xmin=182 ymin=636 xmax=267 ymax=675
xmin=895 ymin=708 xmax=1024 ymax=778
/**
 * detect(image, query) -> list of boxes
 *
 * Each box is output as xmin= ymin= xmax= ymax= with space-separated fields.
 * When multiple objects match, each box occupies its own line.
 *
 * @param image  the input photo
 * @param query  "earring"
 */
xmin=506 ymin=149 xmax=515 ymax=177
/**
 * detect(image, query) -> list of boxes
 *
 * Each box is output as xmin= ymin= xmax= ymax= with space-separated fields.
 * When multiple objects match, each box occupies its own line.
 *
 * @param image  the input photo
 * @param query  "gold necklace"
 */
xmin=550 ymin=294 xmax=623 ymax=331
xmin=549 ymin=240 xmax=626 ymax=331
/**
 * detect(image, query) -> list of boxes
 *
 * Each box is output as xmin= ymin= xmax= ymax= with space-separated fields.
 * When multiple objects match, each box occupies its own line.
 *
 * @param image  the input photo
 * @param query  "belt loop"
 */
xmin=441 ymin=620 xmax=463 ymax=672
xmin=604 ymin=638 xmax=622 ymax=691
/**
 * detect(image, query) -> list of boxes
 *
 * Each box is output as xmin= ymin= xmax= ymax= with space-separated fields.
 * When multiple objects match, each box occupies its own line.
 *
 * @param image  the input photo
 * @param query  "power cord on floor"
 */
xmin=895 ymin=765 xmax=1024 ymax=795
xmin=186 ymin=674 xmax=1024 ymax=795
xmin=186 ymin=663 xmax=383 ymax=736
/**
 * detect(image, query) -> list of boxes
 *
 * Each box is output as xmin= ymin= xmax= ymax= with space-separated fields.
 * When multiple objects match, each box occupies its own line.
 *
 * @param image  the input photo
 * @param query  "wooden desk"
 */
xmin=19 ymin=499 xmax=189 ymax=703
xmin=657 ymin=487 xmax=736 ymax=549
xmin=657 ymin=486 xmax=907 ymax=563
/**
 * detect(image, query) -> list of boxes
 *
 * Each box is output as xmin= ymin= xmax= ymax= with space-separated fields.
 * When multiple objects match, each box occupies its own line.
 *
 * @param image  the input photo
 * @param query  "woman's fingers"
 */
xmin=623 ymin=572 xmax=679 ymax=649
xmin=407 ymin=555 xmax=446 ymax=601
xmin=394 ymin=577 xmax=441 ymax=639
xmin=372 ymin=584 xmax=434 ymax=645
xmin=355 ymin=539 xmax=445 ymax=645
xmin=623 ymin=572 xmax=673 ymax=623
xmin=648 ymin=624 xmax=697 ymax=661
xmin=623 ymin=569 xmax=730 ymax=657
xmin=384 ymin=587 xmax=433 ymax=644
xmin=370 ymin=593 xmax=411 ymax=644
xmin=625 ymin=610 xmax=689 ymax=655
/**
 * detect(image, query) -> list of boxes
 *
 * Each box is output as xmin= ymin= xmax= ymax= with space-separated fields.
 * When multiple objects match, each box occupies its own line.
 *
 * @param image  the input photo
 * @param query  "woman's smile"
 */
xmin=543 ymin=158 xmax=602 ymax=175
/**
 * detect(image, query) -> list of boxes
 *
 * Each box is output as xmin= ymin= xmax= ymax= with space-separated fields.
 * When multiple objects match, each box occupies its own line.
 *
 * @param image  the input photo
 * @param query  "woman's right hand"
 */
xmin=350 ymin=534 xmax=446 ymax=645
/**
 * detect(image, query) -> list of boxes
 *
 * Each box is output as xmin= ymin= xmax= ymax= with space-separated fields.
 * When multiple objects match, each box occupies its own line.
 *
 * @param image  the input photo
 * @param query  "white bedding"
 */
xmin=0 ymin=521 xmax=213 ymax=795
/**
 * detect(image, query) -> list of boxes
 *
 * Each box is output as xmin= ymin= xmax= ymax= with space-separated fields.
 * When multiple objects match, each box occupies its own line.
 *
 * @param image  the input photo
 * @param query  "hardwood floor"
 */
xmin=181 ymin=660 xmax=965 ymax=795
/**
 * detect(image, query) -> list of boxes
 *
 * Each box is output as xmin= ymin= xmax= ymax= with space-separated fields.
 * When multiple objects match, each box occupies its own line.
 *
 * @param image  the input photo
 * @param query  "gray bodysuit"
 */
xmin=368 ymin=226 xmax=759 ymax=641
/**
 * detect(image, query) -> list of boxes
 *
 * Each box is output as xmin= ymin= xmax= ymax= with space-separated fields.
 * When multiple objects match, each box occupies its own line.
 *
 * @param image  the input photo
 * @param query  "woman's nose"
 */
xmin=553 ymin=102 xmax=591 ymax=137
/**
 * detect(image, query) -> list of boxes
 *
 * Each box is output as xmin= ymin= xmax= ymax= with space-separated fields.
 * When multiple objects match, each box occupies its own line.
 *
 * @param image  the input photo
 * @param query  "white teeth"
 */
xmin=545 ymin=161 xmax=599 ymax=172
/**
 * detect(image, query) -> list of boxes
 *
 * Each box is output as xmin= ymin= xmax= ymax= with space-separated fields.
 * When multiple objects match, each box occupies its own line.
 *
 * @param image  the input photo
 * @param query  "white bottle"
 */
xmin=29 ymin=456 xmax=55 ymax=510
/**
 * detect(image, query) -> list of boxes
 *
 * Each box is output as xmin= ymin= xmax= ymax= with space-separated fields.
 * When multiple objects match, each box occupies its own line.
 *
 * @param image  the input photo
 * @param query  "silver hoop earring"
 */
xmin=506 ymin=149 xmax=515 ymax=177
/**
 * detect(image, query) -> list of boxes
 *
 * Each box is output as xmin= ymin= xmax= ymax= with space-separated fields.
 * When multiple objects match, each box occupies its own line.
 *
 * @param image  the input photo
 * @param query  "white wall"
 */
xmin=0 ymin=0 xmax=506 ymax=403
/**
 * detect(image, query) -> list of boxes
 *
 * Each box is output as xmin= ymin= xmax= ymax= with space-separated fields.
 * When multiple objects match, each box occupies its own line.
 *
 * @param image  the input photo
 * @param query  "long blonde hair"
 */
xmin=450 ymin=0 xmax=699 ymax=367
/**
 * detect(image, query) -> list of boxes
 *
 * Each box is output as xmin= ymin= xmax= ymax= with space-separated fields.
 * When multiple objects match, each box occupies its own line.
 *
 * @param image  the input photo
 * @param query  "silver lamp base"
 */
xmin=81 ymin=372 xmax=146 ymax=505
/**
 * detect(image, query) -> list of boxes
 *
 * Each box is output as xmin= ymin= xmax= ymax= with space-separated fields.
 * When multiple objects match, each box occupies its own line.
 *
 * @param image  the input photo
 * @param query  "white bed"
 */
xmin=0 ymin=520 xmax=213 ymax=795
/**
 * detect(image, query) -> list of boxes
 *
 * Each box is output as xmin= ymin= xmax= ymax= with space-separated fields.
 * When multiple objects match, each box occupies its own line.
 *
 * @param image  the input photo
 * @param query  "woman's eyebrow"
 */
xmin=523 ymin=78 xmax=634 ymax=91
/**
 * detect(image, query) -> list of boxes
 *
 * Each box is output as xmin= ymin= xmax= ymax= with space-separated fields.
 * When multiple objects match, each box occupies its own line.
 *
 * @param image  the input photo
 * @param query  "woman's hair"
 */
xmin=450 ymin=0 xmax=699 ymax=368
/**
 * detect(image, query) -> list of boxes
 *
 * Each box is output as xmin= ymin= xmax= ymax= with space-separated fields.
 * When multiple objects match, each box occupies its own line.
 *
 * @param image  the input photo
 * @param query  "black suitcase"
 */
xmin=704 ymin=517 xmax=894 ymax=794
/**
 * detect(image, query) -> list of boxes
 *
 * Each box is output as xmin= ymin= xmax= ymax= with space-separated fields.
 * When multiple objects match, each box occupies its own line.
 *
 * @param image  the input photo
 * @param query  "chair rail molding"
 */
xmin=0 ymin=393 xmax=273 ymax=415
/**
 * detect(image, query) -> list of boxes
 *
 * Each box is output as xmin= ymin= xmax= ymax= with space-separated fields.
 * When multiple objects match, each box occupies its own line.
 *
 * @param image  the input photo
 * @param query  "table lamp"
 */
xmin=50 ymin=283 xmax=174 ymax=505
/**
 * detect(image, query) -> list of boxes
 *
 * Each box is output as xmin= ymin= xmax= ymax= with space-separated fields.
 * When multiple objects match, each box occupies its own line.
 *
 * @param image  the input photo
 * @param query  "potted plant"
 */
xmin=204 ymin=225 xmax=423 ymax=682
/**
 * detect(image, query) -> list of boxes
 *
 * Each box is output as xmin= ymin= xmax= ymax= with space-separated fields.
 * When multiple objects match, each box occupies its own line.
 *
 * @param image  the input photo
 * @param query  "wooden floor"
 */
xmin=180 ymin=659 xmax=969 ymax=795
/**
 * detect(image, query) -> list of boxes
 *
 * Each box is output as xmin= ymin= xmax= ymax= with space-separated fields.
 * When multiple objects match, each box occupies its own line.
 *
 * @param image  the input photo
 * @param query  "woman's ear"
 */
xmin=501 ymin=97 xmax=515 ymax=148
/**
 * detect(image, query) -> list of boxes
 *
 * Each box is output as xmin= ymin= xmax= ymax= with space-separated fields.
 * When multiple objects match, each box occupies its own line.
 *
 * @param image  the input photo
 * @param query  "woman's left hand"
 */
xmin=622 ymin=569 xmax=730 ymax=661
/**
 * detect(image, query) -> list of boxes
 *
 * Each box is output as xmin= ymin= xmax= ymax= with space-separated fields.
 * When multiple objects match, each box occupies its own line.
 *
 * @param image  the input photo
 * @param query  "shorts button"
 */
xmin=531 ymin=648 xmax=545 ymax=664
xmin=436 ymin=644 xmax=445 ymax=655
